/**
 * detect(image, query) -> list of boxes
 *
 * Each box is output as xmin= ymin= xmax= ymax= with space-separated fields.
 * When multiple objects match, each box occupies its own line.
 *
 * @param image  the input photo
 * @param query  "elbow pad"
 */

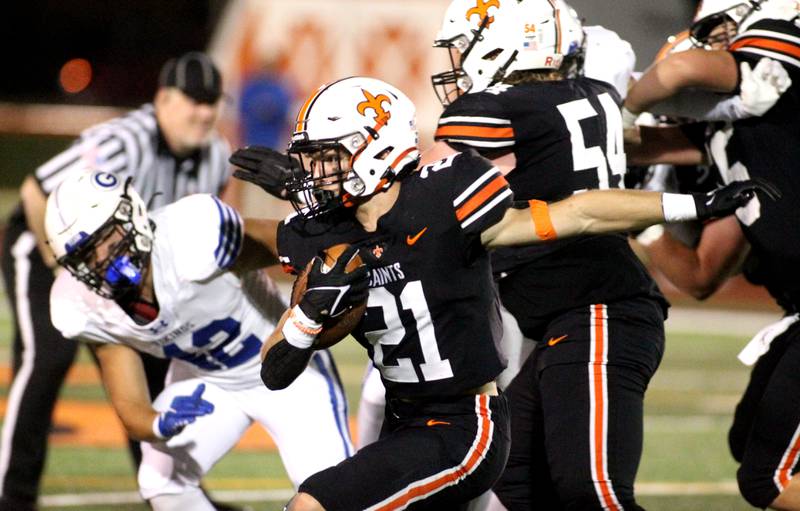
xmin=261 ymin=338 xmax=313 ymax=390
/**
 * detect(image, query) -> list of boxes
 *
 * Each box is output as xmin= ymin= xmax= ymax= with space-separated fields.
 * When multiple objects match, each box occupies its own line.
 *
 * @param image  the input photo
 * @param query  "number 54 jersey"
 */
xmin=278 ymin=151 xmax=513 ymax=400
xmin=436 ymin=77 xmax=666 ymax=317
xmin=50 ymin=194 xmax=286 ymax=391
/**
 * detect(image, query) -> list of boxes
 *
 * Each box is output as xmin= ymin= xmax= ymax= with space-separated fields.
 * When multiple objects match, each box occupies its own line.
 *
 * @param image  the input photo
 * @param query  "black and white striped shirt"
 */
xmin=34 ymin=103 xmax=231 ymax=210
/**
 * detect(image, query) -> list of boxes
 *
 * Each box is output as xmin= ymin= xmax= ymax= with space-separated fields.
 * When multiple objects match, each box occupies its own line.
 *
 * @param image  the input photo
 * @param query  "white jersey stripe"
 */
xmin=735 ymin=29 xmax=800 ymax=46
xmin=451 ymin=139 xmax=516 ymax=149
xmin=460 ymin=189 xmax=513 ymax=229
xmin=212 ymin=198 xmax=242 ymax=269
xmin=588 ymin=304 xmax=623 ymax=511
xmin=33 ymin=103 xmax=230 ymax=207
xmin=438 ymin=115 xmax=512 ymax=126
xmin=0 ymin=233 xmax=38 ymax=496
xmin=734 ymin=47 xmax=800 ymax=70
xmin=453 ymin=167 xmax=503 ymax=207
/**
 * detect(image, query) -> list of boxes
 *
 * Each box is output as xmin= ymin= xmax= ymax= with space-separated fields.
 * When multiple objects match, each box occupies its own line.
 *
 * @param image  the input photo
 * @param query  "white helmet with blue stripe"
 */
xmin=45 ymin=170 xmax=154 ymax=299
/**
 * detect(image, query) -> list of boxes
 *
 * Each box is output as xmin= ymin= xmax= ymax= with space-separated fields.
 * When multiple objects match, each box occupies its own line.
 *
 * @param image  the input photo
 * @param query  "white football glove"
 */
xmin=739 ymin=57 xmax=792 ymax=117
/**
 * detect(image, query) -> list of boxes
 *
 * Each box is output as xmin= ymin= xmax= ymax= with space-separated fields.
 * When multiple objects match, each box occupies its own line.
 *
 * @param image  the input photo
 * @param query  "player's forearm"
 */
xmin=484 ymin=191 xmax=680 ymax=248
xmin=552 ymin=190 xmax=667 ymax=236
xmin=260 ymin=310 xmax=313 ymax=390
xmin=20 ymin=175 xmax=57 ymax=269
xmin=640 ymin=217 xmax=749 ymax=300
xmin=112 ymin=399 xmax=162 ymax=441
xmin=92 ymin=343 xmax=161 ymax=441
xmin=233 ymin=218 xmax=280 ymax=273
xmin=625 ymin=50 xmax=738 ymax=115
xmin=626 ymin=127 xmax=705 ymax=166
xmin=261 ymin=338 xmax=313 ymax=390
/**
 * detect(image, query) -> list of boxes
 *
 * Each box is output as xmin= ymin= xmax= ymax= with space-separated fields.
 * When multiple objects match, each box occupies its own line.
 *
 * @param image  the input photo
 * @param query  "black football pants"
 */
xmin=729 ymin=318 xmax=800 ymax=509
xmin=494 ymin=298 xmax=664 ymax=511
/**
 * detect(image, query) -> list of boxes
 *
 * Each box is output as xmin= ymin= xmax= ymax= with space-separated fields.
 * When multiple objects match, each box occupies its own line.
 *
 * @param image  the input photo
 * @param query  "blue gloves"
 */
xmin=153 ymin=383 xmax=215 ymax=439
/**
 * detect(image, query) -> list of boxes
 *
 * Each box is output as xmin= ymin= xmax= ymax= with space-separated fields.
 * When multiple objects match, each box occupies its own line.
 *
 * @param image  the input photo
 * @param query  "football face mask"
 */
xmin=286 ymin=134 xmax=366 ymax=218
xmin=59 ymin=204 xmax=151 ymax=301
xmin=431 ymin=16 xmax=491 ymax=106
xmin=690 ymin=0 xmax=761 ymax=48
xmin=285 ymin=77 xmax=420 ymax=219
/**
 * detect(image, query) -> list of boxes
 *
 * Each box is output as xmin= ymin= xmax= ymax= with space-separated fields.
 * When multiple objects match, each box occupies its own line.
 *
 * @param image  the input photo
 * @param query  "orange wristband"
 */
xmin=529 ymin=199 xmax=557 ymax=241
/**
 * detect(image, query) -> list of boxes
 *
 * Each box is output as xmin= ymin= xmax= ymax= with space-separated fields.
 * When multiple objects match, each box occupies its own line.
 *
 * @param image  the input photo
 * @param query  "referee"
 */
xmin=0 ymin=51 xmax=238 ymax=511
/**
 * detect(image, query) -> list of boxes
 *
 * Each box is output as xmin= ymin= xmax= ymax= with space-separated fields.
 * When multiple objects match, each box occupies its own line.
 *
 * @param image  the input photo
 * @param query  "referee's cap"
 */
xmin=159 ymin=51 xmax=223 ymax=104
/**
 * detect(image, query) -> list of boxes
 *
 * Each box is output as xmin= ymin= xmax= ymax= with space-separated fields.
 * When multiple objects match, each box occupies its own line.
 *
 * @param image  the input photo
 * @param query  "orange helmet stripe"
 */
xmin=294 ymin=83 xmax=328 ymax=133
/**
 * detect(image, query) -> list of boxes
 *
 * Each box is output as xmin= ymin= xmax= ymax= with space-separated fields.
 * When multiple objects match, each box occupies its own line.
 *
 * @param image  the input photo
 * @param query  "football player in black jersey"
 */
xmin=427 ymin=0 xmax=669 ymax=509
xmin=231 ymin=74 xmax=772 ymax=511
xmin=624 ymin=1 xmax=800 ymax=508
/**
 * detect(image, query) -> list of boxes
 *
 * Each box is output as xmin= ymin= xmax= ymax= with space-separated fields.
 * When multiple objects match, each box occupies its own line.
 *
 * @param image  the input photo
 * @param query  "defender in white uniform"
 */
xmin=44 ymin=170 xmax=352 ymax=511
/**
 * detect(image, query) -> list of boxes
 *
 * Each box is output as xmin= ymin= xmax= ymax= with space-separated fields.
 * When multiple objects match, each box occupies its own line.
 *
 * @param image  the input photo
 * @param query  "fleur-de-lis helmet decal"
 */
xmin=356 ymin=89 xmax=392 ymax=127
xmin=466 ymin=0 xmax=500 ymax=28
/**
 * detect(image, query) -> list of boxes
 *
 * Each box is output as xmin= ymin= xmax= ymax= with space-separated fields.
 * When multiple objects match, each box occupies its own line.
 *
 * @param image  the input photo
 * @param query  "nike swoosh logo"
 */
xmin=426 ymin=419 xmax=451 ymax=427
xmin=547 ymin=334 xmax=568 ymax=347
xmin=406 ymin=227 xmax=428 ymax=246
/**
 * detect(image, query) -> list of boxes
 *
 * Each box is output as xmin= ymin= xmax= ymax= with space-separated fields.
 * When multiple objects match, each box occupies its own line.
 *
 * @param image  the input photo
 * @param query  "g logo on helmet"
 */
xmin=92 ymin=172 xmax=119 ymax=189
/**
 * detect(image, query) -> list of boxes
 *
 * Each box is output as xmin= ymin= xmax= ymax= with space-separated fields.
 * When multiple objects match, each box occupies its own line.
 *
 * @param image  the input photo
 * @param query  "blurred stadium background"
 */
xmin=0 ymin=0 xmax=783 ymax=509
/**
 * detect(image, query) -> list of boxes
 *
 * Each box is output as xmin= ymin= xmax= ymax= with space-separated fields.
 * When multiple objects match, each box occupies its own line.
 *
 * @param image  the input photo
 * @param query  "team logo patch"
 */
xmin=357 ymin=89 xmax=391 ymax=126
xmin=371 ymin=244 xmax=384 ymax=259
xmin=92 ymin=171 xmax=119 ymax=189
xmin=466 ymin=0 xmax=500 ymax=28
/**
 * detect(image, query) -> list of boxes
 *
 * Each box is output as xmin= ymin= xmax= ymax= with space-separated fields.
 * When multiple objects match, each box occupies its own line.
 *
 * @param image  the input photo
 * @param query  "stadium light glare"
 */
xmin=59 ymin=58 xmax=92 ymax=94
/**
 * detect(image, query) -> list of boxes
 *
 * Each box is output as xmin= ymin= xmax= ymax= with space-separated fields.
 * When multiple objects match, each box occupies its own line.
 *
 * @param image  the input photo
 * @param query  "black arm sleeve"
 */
xmin=260 ymin=338 xmax=314 ymax=390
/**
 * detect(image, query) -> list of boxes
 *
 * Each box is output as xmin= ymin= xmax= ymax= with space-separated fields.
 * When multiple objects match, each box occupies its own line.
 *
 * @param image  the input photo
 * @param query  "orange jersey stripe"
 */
xmin=776 ymin=431 xmax=800 ymax=488
xmin=455 ymin=175 xmax=508 ymax=221
xmin=730 ymin=37 xmax=800 ymax=60
xmin=435 ymin=124 xmax=515 ymax=140
xmin=591 ymin=304 xmax=621 ymax=511
xmin=373 ymin=395 xmax=491 ymax=510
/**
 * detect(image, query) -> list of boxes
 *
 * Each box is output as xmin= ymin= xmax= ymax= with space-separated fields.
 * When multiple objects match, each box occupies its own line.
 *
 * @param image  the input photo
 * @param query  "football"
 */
xmin=290 ymin=243 xmax=368 ymax=348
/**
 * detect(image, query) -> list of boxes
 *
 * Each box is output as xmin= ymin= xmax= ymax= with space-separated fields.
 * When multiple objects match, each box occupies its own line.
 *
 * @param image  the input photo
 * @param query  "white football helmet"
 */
xmin=286 ymin=76 xmax=420 ymax=218
xmin=691 ymin=0 xmax=799 ymax=48
xmin=432 ymin=0 xmax=585 ymax=105
xmin=45 ymin=170 xmax=154 ymax=299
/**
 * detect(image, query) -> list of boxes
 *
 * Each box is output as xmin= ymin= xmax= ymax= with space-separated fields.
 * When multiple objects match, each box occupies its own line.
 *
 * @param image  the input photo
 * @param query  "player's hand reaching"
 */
xmin=740 ymin=58 xmax=792 ymax=117
xmin=154 ymin=383 xmax=215 ymax=439
xmin=693 ymin=178 xmax=781 ymax=221
xmin=299 ymin=245 xmax=369 ymax=322
xmin=229 ymin=145 xmax=299 ymax=200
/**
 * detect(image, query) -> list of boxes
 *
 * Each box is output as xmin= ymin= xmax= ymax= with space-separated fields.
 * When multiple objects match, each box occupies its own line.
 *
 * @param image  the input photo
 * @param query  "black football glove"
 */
xmin=229 ymin=145 xmax=299 ymax=200
xmin=299 ymin=245 xmax=369 ymax=322
xmin=693 ymin=178 xmax=781 ymax=221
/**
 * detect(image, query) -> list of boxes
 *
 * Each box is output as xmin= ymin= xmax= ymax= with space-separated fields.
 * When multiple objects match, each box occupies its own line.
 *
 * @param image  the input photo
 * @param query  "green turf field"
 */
xmin=0 ymin=283 xmax=766 ymax=510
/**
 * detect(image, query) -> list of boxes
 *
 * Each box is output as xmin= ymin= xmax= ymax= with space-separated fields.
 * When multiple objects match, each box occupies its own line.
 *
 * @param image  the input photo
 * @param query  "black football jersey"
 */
xmin=277 ymin=151 xmax=511 ymax=399
xmin=725 ymin=18 xmax=800 ymax=311
xmin=436 ymin=77 xmax=665 ymax=317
